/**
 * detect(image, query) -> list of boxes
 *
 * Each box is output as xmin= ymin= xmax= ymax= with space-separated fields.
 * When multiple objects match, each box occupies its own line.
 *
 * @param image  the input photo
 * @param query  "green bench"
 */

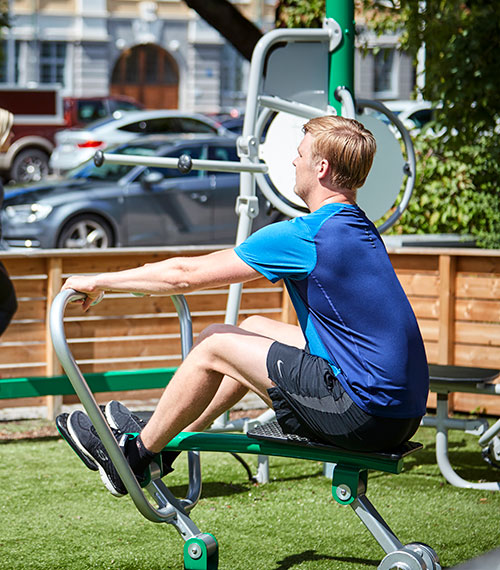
xmin=0 ymin=368 xmax=176 ymax=401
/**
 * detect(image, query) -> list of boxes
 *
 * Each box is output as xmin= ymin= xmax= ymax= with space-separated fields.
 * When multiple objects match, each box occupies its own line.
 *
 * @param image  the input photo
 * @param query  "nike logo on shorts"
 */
xmin=277 ymin=359 xmax=285 ymax=378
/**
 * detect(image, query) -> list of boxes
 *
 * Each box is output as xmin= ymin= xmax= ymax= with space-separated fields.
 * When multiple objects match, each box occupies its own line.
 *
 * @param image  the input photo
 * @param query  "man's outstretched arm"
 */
xmin=62 ymin=248 xmax=261 ymax=311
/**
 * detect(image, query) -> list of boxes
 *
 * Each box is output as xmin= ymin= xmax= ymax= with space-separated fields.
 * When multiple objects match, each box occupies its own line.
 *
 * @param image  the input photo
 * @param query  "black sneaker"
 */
xmin=105 ymin=400 xmax=178 ymax=475
xmin=67 ymin=410 xmax=145 ymax=497
xmin=105 ymin=400 xmax=147 ymax=432
xmin=55 ymin=413 xmax=98 ymax=472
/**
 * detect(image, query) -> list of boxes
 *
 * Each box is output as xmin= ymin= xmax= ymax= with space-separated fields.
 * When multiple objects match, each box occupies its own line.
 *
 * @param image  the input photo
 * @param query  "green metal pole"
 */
xmin=326 ymin=0 xmax=355 ymax=114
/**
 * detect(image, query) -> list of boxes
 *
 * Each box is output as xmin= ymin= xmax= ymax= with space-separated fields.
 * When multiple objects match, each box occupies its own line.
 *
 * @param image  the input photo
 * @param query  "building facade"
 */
xmin=0 ymin=0 xmax=416 ymax=114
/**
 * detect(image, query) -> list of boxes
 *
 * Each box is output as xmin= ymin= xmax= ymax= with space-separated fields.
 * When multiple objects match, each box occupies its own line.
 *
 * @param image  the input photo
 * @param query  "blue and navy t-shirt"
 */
xmin=234 ymin=203 xmax=429 ymax=418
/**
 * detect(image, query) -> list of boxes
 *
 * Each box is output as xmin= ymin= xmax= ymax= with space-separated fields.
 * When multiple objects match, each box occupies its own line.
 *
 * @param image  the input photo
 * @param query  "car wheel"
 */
xmin=57 ymin=214 xmax=114 ymax=249
xmin=11 ymin=149 xmax=50 ymax=183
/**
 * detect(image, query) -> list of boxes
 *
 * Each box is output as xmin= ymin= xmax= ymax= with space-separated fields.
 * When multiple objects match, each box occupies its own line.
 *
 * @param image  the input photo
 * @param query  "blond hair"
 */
xmin=303 ymin=115 xmax=376 ymax=190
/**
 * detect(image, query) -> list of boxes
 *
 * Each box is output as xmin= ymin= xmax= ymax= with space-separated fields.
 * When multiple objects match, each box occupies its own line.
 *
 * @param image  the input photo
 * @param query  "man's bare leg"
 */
xmin=140 ymin=317 xmax=305 ymax=453
xmin=186 ymin=316 xmax=305 ymax=432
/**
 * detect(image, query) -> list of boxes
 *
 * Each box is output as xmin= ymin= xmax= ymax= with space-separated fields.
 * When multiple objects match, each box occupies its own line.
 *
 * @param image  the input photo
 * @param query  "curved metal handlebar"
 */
xmin=356 ymin=98 xmax=417 ymax=234
xmin=50 ymin=289 xmax=198 ymax=523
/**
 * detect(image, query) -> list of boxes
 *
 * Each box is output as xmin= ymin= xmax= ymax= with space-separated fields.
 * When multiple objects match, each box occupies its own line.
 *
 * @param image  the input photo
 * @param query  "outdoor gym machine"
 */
xmin=51 ymin=4 xmax=442 ymax=569
xmin=94 ymin=3 xmax=416 ymax=482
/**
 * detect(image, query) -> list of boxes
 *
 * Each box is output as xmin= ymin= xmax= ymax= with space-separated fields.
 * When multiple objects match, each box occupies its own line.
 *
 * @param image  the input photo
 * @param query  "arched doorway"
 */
xmin=111 ymin=44 xmax=179 ymax=109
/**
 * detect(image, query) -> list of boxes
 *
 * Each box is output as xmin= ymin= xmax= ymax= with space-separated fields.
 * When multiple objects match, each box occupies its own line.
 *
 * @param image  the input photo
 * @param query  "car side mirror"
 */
xmin=141 ymin=170 xmax=164 ymax=188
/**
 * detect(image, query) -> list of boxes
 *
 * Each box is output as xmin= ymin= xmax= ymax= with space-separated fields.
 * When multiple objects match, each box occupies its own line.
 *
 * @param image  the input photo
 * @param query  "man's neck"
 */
xmin=307 ymin=188 xmax=357 ymax=212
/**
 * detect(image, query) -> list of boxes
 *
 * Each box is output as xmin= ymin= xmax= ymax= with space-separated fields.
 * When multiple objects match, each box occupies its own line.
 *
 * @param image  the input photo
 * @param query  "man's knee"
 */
xmin=239 ymin=315 xmax=273 ymax=336
xmin=195 ymin=323 xmax=233 ymax=346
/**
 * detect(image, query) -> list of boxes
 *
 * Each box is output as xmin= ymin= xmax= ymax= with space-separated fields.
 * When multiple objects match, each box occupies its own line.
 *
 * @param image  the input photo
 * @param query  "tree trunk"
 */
xmin=184 ymin=0 xmax=263 ymax=61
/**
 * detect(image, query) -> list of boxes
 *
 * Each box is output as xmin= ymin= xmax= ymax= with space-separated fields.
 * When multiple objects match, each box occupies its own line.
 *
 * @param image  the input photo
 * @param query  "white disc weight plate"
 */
xmin=259 ymin=111 xmax=406 ymax=224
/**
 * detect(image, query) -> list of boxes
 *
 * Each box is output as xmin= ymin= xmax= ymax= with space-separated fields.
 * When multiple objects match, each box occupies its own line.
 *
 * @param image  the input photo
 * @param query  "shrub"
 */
xmin=391 ymin=133 xmax=500 ymax=249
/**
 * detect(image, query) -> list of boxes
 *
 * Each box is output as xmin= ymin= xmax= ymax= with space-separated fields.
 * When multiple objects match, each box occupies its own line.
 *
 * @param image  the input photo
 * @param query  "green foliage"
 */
xmin=392 ymin=132 xmax=500 ymax=249
xmin=275 ymin=0 xmax=326 ymax=28
xmin=277 ymin=0 xmax=500 ymax=248
xmin=0 ymin=0 xmax=9 ymax=29
xmin=359 ymin=0 xmax=500 ymax=149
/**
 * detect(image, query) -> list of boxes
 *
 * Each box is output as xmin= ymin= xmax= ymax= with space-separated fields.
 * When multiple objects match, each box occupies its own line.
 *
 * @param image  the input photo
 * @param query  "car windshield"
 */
xmin=71 ymin=145 xmax=158 ymax=181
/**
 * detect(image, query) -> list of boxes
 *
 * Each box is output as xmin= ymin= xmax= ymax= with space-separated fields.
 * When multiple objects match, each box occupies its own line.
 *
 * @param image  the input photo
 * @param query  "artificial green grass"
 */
xmin=1 ymin=425 xmax=500 ymax=569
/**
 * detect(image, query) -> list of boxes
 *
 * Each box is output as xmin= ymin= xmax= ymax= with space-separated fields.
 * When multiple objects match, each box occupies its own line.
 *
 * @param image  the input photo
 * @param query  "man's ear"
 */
xmin=317 ymin=159 xmax=330 ymax=180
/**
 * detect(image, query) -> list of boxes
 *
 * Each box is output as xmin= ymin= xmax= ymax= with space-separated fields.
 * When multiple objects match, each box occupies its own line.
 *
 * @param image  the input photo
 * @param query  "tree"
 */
xmin=359 ymin=0 xmax=500 ymax=148
xmin=184 ymin=0 xmax=262 ymax=61
xmin=277 ymin=0 xmax=500 ymax=247
xmin=0 ymin=0 xmax=8 ymax=28
xmin=357 ymin=1 xmax=500 ymax=246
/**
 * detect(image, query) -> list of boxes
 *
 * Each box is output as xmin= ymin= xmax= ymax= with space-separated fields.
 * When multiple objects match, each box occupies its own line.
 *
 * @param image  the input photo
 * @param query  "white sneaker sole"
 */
xmin=67 ymin=411 xmax=126 ymax=498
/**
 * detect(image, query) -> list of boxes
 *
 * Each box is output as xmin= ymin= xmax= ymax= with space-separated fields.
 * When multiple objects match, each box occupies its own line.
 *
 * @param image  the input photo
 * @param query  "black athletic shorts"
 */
xmin=266 ymin=341 xmax=421 ymax=452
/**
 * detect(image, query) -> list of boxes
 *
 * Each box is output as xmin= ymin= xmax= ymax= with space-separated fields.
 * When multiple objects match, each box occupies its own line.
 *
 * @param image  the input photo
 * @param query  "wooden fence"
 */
xmin=1 ymin=246 xmax=500 ymax=415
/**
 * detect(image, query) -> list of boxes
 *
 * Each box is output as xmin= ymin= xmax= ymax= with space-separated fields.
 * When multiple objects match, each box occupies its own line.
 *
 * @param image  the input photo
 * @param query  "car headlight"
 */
xmin=5 ymin=204 xmax=53 ymax=223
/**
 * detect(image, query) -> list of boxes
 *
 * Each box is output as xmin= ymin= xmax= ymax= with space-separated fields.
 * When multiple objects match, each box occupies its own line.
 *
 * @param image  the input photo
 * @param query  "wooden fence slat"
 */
xmin=456 ymin=275 xmax=500 ymax=299
xmin=455 ymin=322 xmax=500 ymax=347
xmin=456 ymin=255 xmax=500 ymax=274
xmin=406 ymin=297 xmax=440 ymax=320
xmin=395 ymin=273 xmax=440 ymax=296
xmin=455 ymin=299 xmax=500 ymax=322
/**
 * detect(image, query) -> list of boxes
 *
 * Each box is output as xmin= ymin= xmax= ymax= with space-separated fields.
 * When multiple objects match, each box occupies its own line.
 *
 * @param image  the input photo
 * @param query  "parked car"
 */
xmin=2 ymin=135 xmax=282 ymax=249
xmin=49 ymin=110 xmax=234 ymax=173
xmin=381 ymin=100 xmax=437 ymax=132
xmin=63 ymin=95 xmax=145 ymax=127
xmin=0 ymin=89 xmax=144 ymax=184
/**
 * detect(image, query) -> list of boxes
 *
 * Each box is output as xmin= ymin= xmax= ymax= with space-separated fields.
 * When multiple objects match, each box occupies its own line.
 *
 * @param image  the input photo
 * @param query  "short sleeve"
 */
xmin=234 ymin=218 xmax=316 ymax=282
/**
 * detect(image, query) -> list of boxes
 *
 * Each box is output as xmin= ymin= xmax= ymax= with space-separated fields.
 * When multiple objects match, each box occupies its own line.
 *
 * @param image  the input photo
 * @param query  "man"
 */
xmin=60 ymin=116 xmax=429 ymax=497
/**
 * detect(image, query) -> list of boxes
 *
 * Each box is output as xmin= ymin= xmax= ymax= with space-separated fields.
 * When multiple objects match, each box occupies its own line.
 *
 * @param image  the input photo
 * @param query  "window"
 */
xmin=40 ymin=41 xmax=66 ymax=85
xmin=0 ymin=40 xmax=20 ymax=84
xmin=177 ymin=118 xmax=217 ymax=134
xmin=146 ymin=145 xmax=205 ymax=179
xmin=108 ymin=99 xmax=143 ymax=114
xmin=76 ymin=100 xmax=107 ymax=123
xmin=374 ymin=48 xmax=397 ymax=99
xmin=408 ymin=109 xmax=434 ymax=129
xmin=208 ymin=144 xmax=238 ymax=176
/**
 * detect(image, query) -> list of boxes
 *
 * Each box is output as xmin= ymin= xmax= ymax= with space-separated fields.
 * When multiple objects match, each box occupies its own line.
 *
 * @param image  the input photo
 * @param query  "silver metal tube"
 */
xmin=357 ymin=98 xmax=417 ymax=234
xmin=49 ymin=289 xmax=207 ymax=521
xmin=97 ymin=152 xmax=268 ymax=174
xmin=258 ymin=95 xmax=328 ymax=120
xmin=351 ymin=495 xmax=403 ymax=554
xmin=336 ymin=87 xmax=356 ymax=119
xmin=50 ymin=289 xmax=173 ymax=522
xmin=435 ymin=395 xmax=500 ymax=490
xmin=479 ymin=417 xmax=500 ymax=447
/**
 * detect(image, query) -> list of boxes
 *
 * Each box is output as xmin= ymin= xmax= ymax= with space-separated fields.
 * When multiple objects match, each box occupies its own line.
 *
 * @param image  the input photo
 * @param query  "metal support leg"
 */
xmin=351 ymin=495 xmax=403 ymax=554
xmin=183 ymin=534 xmax=218 ymax=570
xmin=435 ymin=394 xmax=500 ymax=490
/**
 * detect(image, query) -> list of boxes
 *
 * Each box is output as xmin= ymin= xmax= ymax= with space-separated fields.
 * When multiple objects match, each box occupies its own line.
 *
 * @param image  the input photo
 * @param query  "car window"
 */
xmin=408 ymin=109 xmax=433 ymax=129
xmin=177 ymin=117 xmax=217 ymax=134
xmin=109 ymin=99 xmax=143 ymax=113
xmin=119 ymin=119 xmax=151 ymax=134
xmin=119 ymin=117 xmax=182 ymax=134
xmin=142 ymin=145 xmax=206 ymax=180
xmin=76 ymin=100 xmax=107 ymax=123
xmin=73 ymin=145 xmax=157 ymax=181
xmin=208 ymin=145 xmax=238 ymax=175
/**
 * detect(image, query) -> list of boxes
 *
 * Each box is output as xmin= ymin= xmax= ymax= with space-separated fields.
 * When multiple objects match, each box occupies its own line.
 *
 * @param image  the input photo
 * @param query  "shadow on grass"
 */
xmin=168 ymin=467 xmax=326 ymax=499
xmin=401 ymin=442 xmax=500 ymax=483
xmin=273 ymin=550 xmax=378 ymax=569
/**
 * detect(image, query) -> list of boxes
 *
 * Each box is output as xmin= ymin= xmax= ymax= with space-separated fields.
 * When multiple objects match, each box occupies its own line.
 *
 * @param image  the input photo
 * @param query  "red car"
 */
xmin=0 ymin=90 xmax=144 ymax=183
